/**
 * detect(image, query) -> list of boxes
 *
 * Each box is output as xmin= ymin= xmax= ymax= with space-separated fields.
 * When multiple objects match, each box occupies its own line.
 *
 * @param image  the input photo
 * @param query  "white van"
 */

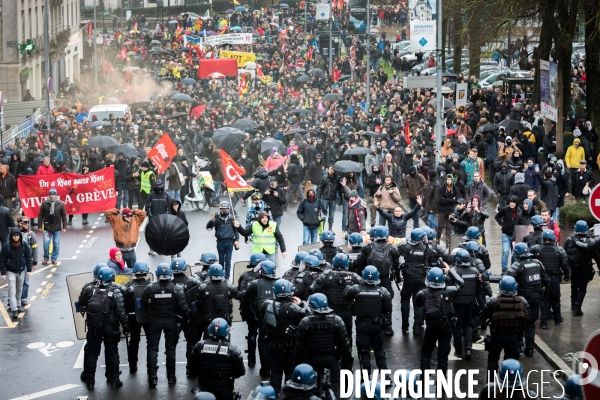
xmin=88 ymin=104 xmax=131 ymax=121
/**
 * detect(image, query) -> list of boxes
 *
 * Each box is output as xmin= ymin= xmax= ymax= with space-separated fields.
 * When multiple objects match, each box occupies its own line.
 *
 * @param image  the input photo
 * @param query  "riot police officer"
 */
xmin=423 ymin=226 xmax=453 ymax=268
xmin=282 ymin=251 xmax=308 ymax=282
xmin=415 ymin=267 xmax=462 ymax=374
xmin=191 ymin=318 xmax=246 ymax=400
xmin=507 ymin=242 xmax=549 ymax=356
xmin=346 ymin=232 xmax=365 ymax=273
xmin=464 ymin=241 xmax=494 ymax=341
xmin=279 ymin=364 xmax=323 ymax=400
xmin=564 ymin=220 xmax=600 ymax=316
xmin=242 ymin=260 xmax=278 ymax=377
xmin=480 ymin=276 xmax=530 ymax=375
xmin=195 ymin=264 xmax=237 ymax=340
xmin=141 ymin=263 xmax=188 ymax=387
xmin=532 ymin=230 xmax=569 ymax=329
xmin=124 ymin=261 xmax=151 ymax=374
xmin=448 ymin=249 xmax=480 ymax=360
xmin=261 ymin=279 xmax=307 ymax=392
xmin=478 ymin=359 xmax=539 ymax=399
xmin=293 ymin=255 xmax=324 ymax=300
xmin=237 ymin=253 xmax=267 ymax=367
xmin=310 ymin=253 xmax=361 ymax=337
xmin=295 ymin=293 xmax=353 ymax=395
xmin=343 ymin=266 xmax=392 ymax=376
xmin=171 ymin=257 xmax=202 ymax=376
xmin=559 ymin=374 xmax=583 ymax=400
xmin=523 ymin=215 xmax=546 ymax=248
xmin=458 ymin=227 xmax=491 ymax=269
xmin=194 ymin=252 xmax=218 ymax=283
xmin=319 ymin=230 xmax=345 ymax=263
xmin=354 ymin=225 xmax=399 ymax=336
xmin=250 ymin=382 xmax=278 ymax=400
xmin=79 ymin=266 xmax=129 ymax=389
xmin=398 ymin=228 xmax=430 ymax=335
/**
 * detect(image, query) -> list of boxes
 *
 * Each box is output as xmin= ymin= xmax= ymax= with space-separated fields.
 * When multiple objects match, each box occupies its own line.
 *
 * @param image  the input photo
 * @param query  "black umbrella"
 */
xmin=292 ymin=108 xmax=312 ymax=115
xmin=171 ymin=93 xmax=194 ymax=103
xmin=88 ymin=121 xmax=112 ymax=129
xmin=444 ymin=82 xmax=457 ymax=90
xmin=296 ymin=75 xmax=310 ymax=83
xmin=308 ymin=68 xmax=324 ymax=78
xmin=261 ymin=138 xmax=286 ymax=157
xmin=333 ymin=160 xmax=364 ymax=174
xmin=360 ymin=131 xmax=381 ymax=137
xmin=343 ymin=147 xmax=371 ymax=156
xmin=442 ymin=71 xmax=458 ymax=78
xmin=476 ymin=124 xmax=499 ymax=133
xmin=499 ymin=120 xmax=527 ymax=132
xmin=145 ymin=214 xmax=190 ymax=255
xmin=86 ymin=135 xmax=120 ymax=148
xmin=284 ymin=128 xmax=307 ymax=136
xmin=322 ymin=93 xmax=343 ymax=102
xmin=165 ymin=111 xmax=188 ymax=119
xmin=428 ymin=98 xmax=456 ymax=109
xmin=212 ymin=127 xmax=246 ymax=152
xmin=337 ymin=75 xmax=352 ymax=82
xmin=114 ymin=143 xmax=137 ymax=158
xmin=233 ymin=118 xmax=258 ymax=131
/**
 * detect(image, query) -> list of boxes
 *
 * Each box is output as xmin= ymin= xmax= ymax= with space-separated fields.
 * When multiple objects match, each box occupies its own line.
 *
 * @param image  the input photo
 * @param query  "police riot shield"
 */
xmin=67 ymin=272 xmax=154 ymax=340
xmin=230 ymin=261 xmax=247 ymax=323
xmin=133 ymin=283 xmax=151 ymax=324
xmin=450 ymin=233 xmax=465 ymax=250
xmin=514 ymin=225 xmax=534 ymax=243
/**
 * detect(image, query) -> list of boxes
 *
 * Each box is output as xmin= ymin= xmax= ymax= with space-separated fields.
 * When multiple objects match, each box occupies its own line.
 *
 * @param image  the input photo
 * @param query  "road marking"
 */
xmin=0 ymin=301 xmax=18 ymax=328
xmin=31 ymin=265 xmax=54 ymax=275
xmin=79 ymin=245 xmax=84 ymax=248
xmin=30 ymin=296 xmax=37 ymax=301
xmin=41 ymin=281 xmax=47 ymax=286
xmin=100 ymin=213 xmax=105 ymax=216
xmin=17 ymin=312 xmax=25 ymax=318
xmin=73 ymin=341 xmax=86 ymax=368
xmin=46 ymin=274 xmax=52 ymax=279
xmin=72 ymin=256 xmax=77 ymax=259
xmin=75 ymin=250 xmax=81 ymax=254
xmin=97 ymin=217 xmax=102 ymax=221
xmin=139 ymin=217 xmax=149 ymax=232
xmin=24 ymin=305 xmax=30 ymax=309
xmin=35 ymin=288 xmax=42 ymax=293
xmin=0 ymin=284 xmax=6 ymax=289
xmin=88 ymin=230 xmax=94 ymax=234
xmin=85 ymin=235 xmax=90 ymax=238
xmin=9 ymin=383 xmax=80 ymax=400
xmin=50 ymin=268 xmax=56 ymax=272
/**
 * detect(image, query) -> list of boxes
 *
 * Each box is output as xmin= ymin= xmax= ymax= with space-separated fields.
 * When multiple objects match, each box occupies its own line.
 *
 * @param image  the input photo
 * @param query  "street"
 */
xmin=0 ymin=196 xmax=585 ymax=399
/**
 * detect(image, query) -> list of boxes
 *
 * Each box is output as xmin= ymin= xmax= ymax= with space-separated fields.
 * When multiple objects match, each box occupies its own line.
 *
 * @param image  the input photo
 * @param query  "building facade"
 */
xmin=0 ymin=0 xmax=83 ymax=102
xmin=410 ymin=0 xmax=433 ymax=21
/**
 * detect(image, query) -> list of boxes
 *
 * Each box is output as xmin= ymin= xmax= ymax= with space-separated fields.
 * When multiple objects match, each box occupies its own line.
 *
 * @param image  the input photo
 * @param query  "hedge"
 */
xmin=558 ymin=198 xmax=597 ymax=229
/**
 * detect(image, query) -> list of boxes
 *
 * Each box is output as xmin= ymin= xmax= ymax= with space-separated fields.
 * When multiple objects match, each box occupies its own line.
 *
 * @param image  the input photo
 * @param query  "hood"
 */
xmin=574 ymin=138 xmax=581 ymax=145
xmin=522 ymin=199 xmax=535 ymax=216
xmin=254 ymin=168 xmax=269 ymax=179
xmin=514 ymin=173 xmax=525 ymax=183
xmin=11 ymin=153 xmax=21 ymax=162
xmin=169 ymin=198 xmax=182 ymax=212
xmin=109 ymin=247 xmax=121 ymax=260
xmin=385 ymin=180 xmax=398 ymax=189
xmin=371 ymin=165 xmax=381 ymax=174
xmin=9 ymin=226 xmax=21 ymax=238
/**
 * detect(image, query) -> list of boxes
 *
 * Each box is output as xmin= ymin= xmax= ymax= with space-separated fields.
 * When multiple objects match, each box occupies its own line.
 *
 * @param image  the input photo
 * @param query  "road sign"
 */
xmin=589 ymin=184 xmax=600 ymax=221
xmin=296 ymin=59 xmax=305 ymax=69
xmin=583 ymin=329 xmax=600 ymax=399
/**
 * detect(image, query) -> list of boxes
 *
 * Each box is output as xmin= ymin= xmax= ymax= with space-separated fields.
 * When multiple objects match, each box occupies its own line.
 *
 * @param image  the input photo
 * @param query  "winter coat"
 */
xmin=0 ymin=228 xmax=32 ymax=275
xmin=37 ymin=198 xmax=67 ymax=231
xmin=346 ymin=199 xmax=368 ymax=234
xmin=0 ymin=204 xmax=14 ymax=240
xmin=565 ymin=141 xmax=585 ymax=169
xmin=466 ymin=180 xmax=492 ymax=207
xmin=571 ymin=168 xmax=594 ymax=199
xmin=509 ymin=182 xmax=531 ymax=204
xmin=463 ymin=208 xmax=489 ymax=234
xmin=243 ymin=168 xmax=270 ymax=200
xmin=437 ymin=183 xmax=461 ymax=214
xmin=263 ymin=186 xmax=286 ymax=218
xmin=495 ymin=205 xmax=518 ymax=236
xmin=206 ymin=213 xmax=239 ymax=241
xmin=523 ymin=165 xmax=540 ymax=193
xmin=422 ymin=179 xmax=440 ymax=214
xmin=287 ymin=161 xmax=303 ymax=185
xmin=402 ymin=172 xmax=426 ymax=199
xmin=493 ymin=165 xmax=514 ymax=196
xmin=374 ymin=181 xmax=401 ymax=210
xmin=537 ymin=172 xmax=558 ymax=211
xmin=515 ymin=199 xmax=537 ymax=225
xmin=306 ymin=161 xmax=325 ymax=185
xmin=0 ymin=171 xmax=17 ymax=199
xmin=377 ymin=204 xmax=420 ymax=238
xmin=297 ymin=197 xmax=326 ymax=229
xmin=106 ymin=208 xmax=147 ymax=248
xmin=318 ymin=174 xmax=343 ymax=201
xmin=366 ymin=172 xmax=382 ymax=197
xmin=166 ymin=163 xmax=182 ymax=190
xmin=168 ymin=199 xmax=188 ymax=226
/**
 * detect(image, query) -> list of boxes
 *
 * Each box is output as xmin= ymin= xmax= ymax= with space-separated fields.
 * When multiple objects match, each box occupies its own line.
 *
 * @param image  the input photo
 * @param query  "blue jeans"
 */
xmin=303 ymin=225 xmax=319 ymax=245
xmin=265 ymin=253 xmax=275 ymax=263
xmin=211 ymin=181 xmax=222 ymax=204
xmin=273 ymin=215 xmax=282 ymax=227
xmin=342 ymin=199 xmax=349 ymax=231
xmin=21 ymin=275 xmax=29 ymax=300
xmin=323 ymin=199 xmax=337 ymax=226
xmin=427 ymin=213 xmax=438 ymax=231
xmin=409 ymin=198 xmax=420 ymax=229
xmin=501 ymin=234 xmax=512 ymax=272
xmin=117 ymin=181 xmax=129 ymax=208
xmin=168 ymin=189 xmax=181 ymax=202
xmin=552 ymin=207 xmax=560 ymax=223
xmin=121 ymin=250 xmax=136 ymax=271
xmin=216 ymin=240 xmax=234 ymax=279
xmin=43 ymin=230 xmax=60 ymax=261
xmin=357 ymin=173 xmax=365 ymax=198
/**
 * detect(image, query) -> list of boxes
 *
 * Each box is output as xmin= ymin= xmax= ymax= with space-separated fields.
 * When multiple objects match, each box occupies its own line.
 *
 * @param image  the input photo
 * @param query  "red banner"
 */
xmin=219 ymin=149 xmax=253 ymax=192
xmin=147 ymin=133 xmax=177 ymax=174
xmin=18 ymin=167 xmax=117 ymax=218
xmin=197 ymin=59 xmax=238 ymax=79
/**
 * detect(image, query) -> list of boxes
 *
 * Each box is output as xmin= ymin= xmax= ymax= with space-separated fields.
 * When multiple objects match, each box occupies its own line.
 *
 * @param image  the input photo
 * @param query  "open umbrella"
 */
xmin=168 ymin=20 xmax=179 ymax=24
xmin=280 ymin=3 xmax=289 ymax=7
xmin=499 ymin=120 xmax=526 ymax=132
xmin=431 ymin=86 xmax=454 ymax=94
xmin=230 ymin=26 xmax=242 ymax=31
xmin=190 ymin=105 xmax=206 ymax=118
xmin=243 ymin=62 xmax=256 ymax=70
xmin=165 ymin=111 xmax=188 ymax=120
xmin=181 ymin=77 xmax=196 ymax=85
xmin=292 ymin=108 xmax=312 ymax=115
xmin=86 ymin=135 xmax=120 ymax=148
xmin=151 ymin=39 xmax=161 ymax=45
xmin=322 ymin=93 xmax=343 ymax=102
xmin=337 ymin=75 xmax=352 ymax=82
xmin=171 ymin=93 xmax=194 ymax=103
xmin=308 ymin=68 xmax=324 ymax=78
xmin=333 ymin=160 xmax=364 ymax=174
xmin=114 ymin=143 xmax=137 ymax=158
xmin=212 ymin=127 xmax=246 ymax=152
xmin=261 ymin=138 xmax=286 ymax=157
xmin=105 ymin=97 xmax=120 ymax=104
xmin=428 ymin=98 xmax=456 ymax=109
xmin=207 ymin=72 xmax=225 ymax=79
xmin=233 ymin=119 xmax=258 ymax=131
xmin=360 ymin=131 xmax=381 ymax=137
xmin=88 ymin=121 xmax=112 ymax=129
xmin=476 ymin=124 xmax=499 ymax=133
xmin=444 ymin=82 xmax=457 ymax=90
xmin=145 ymin=214 xmax=190 ymax=255
xmin=236 ymin=6 xmax=246 ymax=11
xmin=226 ymin=9 xmax=234 ymax=14
xmin=285 ymin=128 xmax=307 ymax=136
xmin=442 ymin=72 xmax=458 ymax=78
xmin=343 ymin=147 xmax=371 ymax=156
xmin=296 ymin=75 xmax=310 ymax=83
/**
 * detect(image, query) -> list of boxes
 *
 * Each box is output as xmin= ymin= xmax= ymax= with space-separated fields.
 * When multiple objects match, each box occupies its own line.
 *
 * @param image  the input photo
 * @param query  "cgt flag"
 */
xmin=147 ymin=133 xmax=177 ymax=174
xmin=219 ymin=149 xmax=253 ymax=192
xmin=18 ymin=167 xmax=116 ymax=218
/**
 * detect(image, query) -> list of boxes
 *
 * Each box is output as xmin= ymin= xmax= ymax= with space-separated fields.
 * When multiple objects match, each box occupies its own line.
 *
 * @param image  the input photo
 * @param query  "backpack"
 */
xmin=424 ymin=289 xmax=447 ymax=328
xmin=86 ymin=288 xmax=112 ymax=328
xmin=368 ymin=242 xmax=390 ymax=271
xmin=289 ymin=164 xmax=301 ymax=179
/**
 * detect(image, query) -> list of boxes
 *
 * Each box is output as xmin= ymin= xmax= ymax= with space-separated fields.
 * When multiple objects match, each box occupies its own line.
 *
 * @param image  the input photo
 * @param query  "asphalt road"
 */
xmin=0 ymin=197 xmax=569 ymax=399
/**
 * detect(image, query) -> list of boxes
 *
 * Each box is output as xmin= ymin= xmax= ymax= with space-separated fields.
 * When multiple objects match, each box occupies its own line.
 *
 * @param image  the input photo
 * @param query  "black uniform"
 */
xmin=279 ymin=385 xmax=323 ymax=400
xmin=507 ymin=256 xmax=549 ymax=354
xmin=480 ymin=295 xmax=530 ymax=375
xmin=343 ymin=281 xmax=393 ymax=374
xmin=141 ymin=280 xmax=188 ymax=381
xmin=172 ymin=272 xmax=202 ymax=375
xmin=79 ymin=282 xmax=128 ymax=385
xmin=195 ymin=279 xmax=237 ymax=339
xmin=319 ymin=243 xmax=346 ymax=264
xmin=448 ymin=263 xmax=481 ymax=357
xmin=194 ymin=267 xmax=211 ymax=284
xmin=354 ymin=240 xmax=399 ymax=298
xmin=260 ymin=297 xmax=307 ymax=392
xmin=532 ymin=242 xmax=569 ymax=324
xmin=282 ymin=265 xmax=302 ymax=283
xmin=346 ymin=246 xmax=363 ymax=274
xmin=237 ymin=267 xmax=260 ymax=366
xmin=191 ymin=336 xmax=246 ymax=400
xmin=124 ymin=277 xmax=151 ymax=372
xmin=428 ymin=241 xmax=453 ymax=269
xmin=414 ymin=271 xmax=462 ymax=373
xmin=564 ymin=235 xmax=600 ymax=315
xmin=465 ymin=252 xmax=494 ymax=338
xmin=310 ymin=267 xmax=361 ymax=337
xmin=523 ymin=229 xmax=544 ymax=248
xmin=295 ymin=311 xmax=353 ymax=396
xmin=458 ymin=240 xmax=491 ymax=269
xmin=243 ymin=276 xmax=277 ymax=374
xmin=293 ymin=268 xmax=322 ymax=300
xmin=397 ymin=240 xmax=430 ymax=333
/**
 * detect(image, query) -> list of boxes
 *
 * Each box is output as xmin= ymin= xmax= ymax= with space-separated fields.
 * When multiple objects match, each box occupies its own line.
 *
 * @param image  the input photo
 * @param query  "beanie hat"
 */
xmin=258 ymin=211 xmax=269 ymax=220
xmin=514 ymin=173 xmax=525 ymax=183
xmin=122 ymin=208 xmax=133 ymax=217
xmin=428 ymin=170 xmax=437 ymax=179
xmin=349 ymin=190 xmax=359 ymax=197
xmin=141 ymin=161 xmax=150 ymax=168
xmin=49 ymin=188 xmax=58 ymax=195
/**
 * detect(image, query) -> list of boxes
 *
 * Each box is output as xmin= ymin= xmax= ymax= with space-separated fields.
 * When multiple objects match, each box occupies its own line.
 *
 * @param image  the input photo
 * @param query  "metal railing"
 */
xmin=2 ymin=96 xmax=55 ymax=147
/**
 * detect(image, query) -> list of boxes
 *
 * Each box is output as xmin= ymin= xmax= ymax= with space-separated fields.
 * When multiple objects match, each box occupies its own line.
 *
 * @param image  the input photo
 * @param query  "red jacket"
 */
xmin=37 ymin=164 xmax=55 ymax=175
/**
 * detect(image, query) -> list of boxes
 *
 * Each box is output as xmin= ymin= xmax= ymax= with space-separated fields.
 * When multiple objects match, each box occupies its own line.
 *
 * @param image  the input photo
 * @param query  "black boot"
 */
xmin=248 ymin=352 xmax=256 ymax=367
xmin=465 ymin=347 xmax=472 ymax=361
xmin=80 ymin=371 xmax=87 ymax=382
xmin=86 ymin=376 xmax=95 ymax=390
xmin=148 ymin=376 xmax=158 ymax=388
xmin=129 ymin=363 xmax=137 ymax=374
xmin=573 ymin=304 xmax=584 ymax=316
xmin=540 ymin=320 xmax=548 ymax=329
xmin=168 ymin=375 xmax=177 ymax=384
xmin=555 ymin=316 xmax=564 ymax=326
xmin=68 ymin=215 xmax=73 ymax=225
xmin=109 ymin=379 xmax=123 ymax=389
xmin=328 ymin=223 xmax=333 ymax=231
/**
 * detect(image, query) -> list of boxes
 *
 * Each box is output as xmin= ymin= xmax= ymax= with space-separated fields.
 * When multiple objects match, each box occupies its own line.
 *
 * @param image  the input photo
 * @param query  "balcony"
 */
xmin=49 ymin=28 xmax=72 ymax=51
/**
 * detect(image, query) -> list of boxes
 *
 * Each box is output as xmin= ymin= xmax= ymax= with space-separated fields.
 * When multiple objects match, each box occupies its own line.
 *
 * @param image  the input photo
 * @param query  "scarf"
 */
xmin=49 ymin=198 xmax=57 ymax=215
xmin=348 ymin=198 xmax=363 ymax=231
xmin=71 ymin=155 xmax=81 ymax=172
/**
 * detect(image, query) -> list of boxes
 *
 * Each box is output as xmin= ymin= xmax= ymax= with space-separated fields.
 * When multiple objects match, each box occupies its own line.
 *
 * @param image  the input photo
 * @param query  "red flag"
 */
xmin=187 ymin=46 xmax=193 ymax=65
xmin=405 ymin=119 xmax=411 ymax=145
xmin=219 ymin=149 xmax=253 ymax=192
xmin=281 ymin=40 xmax=286 ymax=54
xmin=118 ymin=46 xmax=127 ymax=60
xmin=88 ymin=22 xmax=94 ymax=38
xmin=306 ymin=46 xmax=312 ymax=61
xmin=256 ymin=64 xmax=265 ymax=80
xmin=238 ymin=74 xmax=246 ymax=98
xmin=147 ymin=133 xmax=178 ymax=174
xmin=190 ymin=105 xmax=206 ymax=118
